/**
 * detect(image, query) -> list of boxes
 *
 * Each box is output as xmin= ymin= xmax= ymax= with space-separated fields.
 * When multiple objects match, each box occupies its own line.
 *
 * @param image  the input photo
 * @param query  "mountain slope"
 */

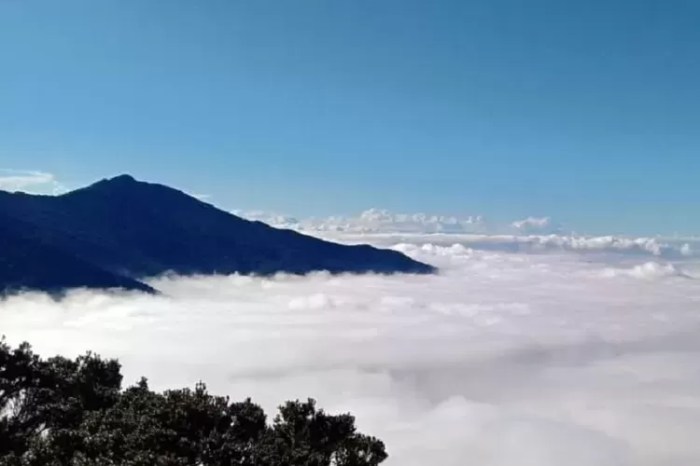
xmin=0 ymin=215 xmax=155 ymax=295
xmin=0 ymin=175 xmax=435 ymax=293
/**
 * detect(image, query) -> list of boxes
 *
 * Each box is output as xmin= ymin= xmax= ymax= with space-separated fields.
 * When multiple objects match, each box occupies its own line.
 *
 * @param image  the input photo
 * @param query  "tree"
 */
xmin=0 ymin=339 xmax=387 ymax=466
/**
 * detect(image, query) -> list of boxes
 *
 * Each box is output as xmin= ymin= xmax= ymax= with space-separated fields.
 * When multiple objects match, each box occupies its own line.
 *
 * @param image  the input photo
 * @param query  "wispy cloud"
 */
xmin=0 ymin=169 xmax=66 ymax=195
xmin=189 ymin=192 xmax=212 ymax=201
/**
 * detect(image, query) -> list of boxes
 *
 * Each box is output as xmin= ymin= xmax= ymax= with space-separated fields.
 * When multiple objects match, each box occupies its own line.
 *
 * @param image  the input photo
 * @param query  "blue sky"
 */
xmin=1 ymin=0 xmax=698 ymax=235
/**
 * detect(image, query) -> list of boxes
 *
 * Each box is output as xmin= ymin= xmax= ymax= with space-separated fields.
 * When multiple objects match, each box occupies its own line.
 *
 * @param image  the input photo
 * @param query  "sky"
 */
xmin=1 ymin=0 xmax=699 ymax=234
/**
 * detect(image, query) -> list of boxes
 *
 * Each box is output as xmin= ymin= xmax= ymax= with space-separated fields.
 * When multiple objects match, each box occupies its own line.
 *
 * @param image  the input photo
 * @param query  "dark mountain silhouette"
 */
xmin=0 ymin=175 xmax=435 ymax=294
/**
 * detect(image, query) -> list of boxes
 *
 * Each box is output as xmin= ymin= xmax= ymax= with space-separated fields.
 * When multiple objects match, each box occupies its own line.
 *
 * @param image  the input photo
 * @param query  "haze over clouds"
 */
xmin=3 ymin=232 xmax=700 ymax=466
xmin=236 ymin=208 xmax=487 ymax=234
xmin=238 ymin=209 xmax=697 ymax=259
xmin=317 ymin=232 xmax=696 ymax=261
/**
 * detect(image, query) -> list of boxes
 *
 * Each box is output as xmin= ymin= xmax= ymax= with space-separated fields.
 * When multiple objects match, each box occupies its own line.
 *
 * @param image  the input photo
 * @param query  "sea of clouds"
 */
xmin=3 ymin=231 xmax=700 ymax=466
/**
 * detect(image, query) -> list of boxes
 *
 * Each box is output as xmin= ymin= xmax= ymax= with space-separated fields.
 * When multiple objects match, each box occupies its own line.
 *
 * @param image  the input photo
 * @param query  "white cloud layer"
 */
xmin=3 ymin=234 xmax=700 ymax=466
xmin=0 ymin=169 xmax=66 ymax=195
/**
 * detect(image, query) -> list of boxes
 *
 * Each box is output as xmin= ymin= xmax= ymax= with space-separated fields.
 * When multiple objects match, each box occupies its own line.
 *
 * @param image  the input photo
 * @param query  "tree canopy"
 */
xmin=0 ymin=339 xmax=387 ymax=466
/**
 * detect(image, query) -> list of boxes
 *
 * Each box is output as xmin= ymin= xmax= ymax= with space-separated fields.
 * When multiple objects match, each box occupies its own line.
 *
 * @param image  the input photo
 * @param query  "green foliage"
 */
xmin=0 ymin=339 xmax=387 ymax=466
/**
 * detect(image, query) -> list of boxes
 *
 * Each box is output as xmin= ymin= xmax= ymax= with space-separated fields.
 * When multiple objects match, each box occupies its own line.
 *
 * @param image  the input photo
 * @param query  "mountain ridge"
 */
xmin=0 ymin=175 xmax=435 ymax=294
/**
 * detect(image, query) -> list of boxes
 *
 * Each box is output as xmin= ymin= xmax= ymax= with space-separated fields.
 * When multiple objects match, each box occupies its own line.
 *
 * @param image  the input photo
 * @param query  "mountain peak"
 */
xmin=107 ymin=174 xmax=138 ymax=184
xmin=84 ymin=174 xmax=140 ymax=191
xmin=66 ymin=174 xmax=148 ymax=198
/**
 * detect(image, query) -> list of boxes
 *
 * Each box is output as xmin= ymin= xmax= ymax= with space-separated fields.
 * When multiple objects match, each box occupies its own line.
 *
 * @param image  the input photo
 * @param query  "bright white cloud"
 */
xmin=0 ymin=169 xmax=66 ymax=195
xmin=511 ymin=216 xmax=559 ymax=234
xmin=601 ymin=261 xmax=686 ymax=280
xmin=2 ymin=234 xmax=700 ymax=466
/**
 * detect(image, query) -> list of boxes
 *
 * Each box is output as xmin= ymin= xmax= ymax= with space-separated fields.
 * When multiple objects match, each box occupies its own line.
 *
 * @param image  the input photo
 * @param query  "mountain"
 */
xmin=0 ymin=175 xmax=435 ymax=294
